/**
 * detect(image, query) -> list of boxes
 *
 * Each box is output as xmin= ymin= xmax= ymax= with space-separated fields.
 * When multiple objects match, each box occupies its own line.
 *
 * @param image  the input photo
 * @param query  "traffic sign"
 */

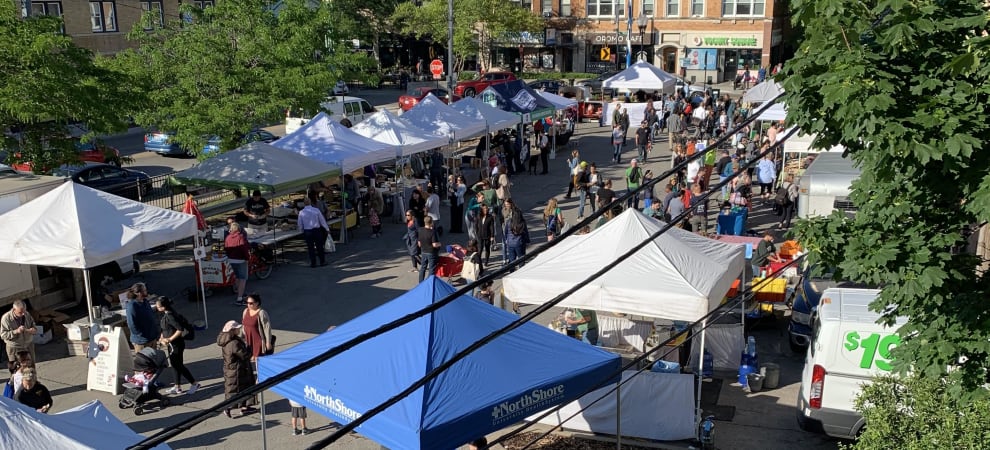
xmin=430 ymin=59 xmax=444 ymax=80
xmin=599 ymin=47 xmax=611 ymax=62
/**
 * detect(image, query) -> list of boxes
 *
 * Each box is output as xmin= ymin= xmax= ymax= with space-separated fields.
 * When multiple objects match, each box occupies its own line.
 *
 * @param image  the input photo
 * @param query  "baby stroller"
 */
xmin=119 ymin=347 xmax=170 ymax=415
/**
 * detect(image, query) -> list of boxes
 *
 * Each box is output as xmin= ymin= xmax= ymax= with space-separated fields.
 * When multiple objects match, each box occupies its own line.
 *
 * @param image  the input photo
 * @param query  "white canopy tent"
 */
xmin=273 ymin=112 xmax=398 ymax=171
xmin=742 ymin=80 xmax=784 ymax=103
xmin=756 ymin=102 xmax=788 ymax=121
xmin=0 ymin=397 xmax=171 ymax=450
xmin=448 ymin=97 xmax=521 ymax=131
xmin=351 ymin=109 xmax=449 ymax=157
xmin=171 ymin=141 xmax=341 ymax=193
xmin=400 ymin=94 xmax=486 ymax=141
xmin=602 ymin=61 xmax=677 ymax=94
xmin=0 ymin=182 xmax=198 ymax=324
xmin=537 ymin=91 xmax=579 ymax=110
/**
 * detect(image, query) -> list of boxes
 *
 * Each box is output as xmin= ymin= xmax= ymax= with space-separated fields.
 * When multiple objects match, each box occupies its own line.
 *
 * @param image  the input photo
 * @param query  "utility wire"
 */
xmin=306 ymin=127 xmax=798 ymax=448
xmin=130 ymin=93 xmax=786 ymax=449
xmin=502 ymin=257 xmax=805 ymax=450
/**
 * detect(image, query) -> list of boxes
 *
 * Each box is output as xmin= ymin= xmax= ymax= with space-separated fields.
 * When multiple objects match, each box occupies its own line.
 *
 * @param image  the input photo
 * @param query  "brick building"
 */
xmin=495 ymin=0 xmax=789 ymax=82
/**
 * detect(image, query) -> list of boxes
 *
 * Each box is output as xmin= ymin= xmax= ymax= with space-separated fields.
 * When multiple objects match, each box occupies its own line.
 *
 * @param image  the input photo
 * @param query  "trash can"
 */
xmin=747 ymin=373 xmax=765 ymax=393
xmin=761 ymin=363 xmax=780 ymax=389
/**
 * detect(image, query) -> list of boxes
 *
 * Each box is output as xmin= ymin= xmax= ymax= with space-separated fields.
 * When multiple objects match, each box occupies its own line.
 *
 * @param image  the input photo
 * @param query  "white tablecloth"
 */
xmin=597 ymin=315 xmax=654 ymax=352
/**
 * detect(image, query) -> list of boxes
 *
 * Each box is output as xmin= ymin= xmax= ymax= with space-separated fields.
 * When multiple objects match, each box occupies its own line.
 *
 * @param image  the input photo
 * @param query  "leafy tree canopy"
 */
xmin=786 ymin=0 xmax=990 ymax=393
xmin=112 ymin=0 xmax=375 ymax=156
xmin=391 ymin=0 xmax=543 ymax=69
xmin=0 ymin=2 xmax=135 ymax=173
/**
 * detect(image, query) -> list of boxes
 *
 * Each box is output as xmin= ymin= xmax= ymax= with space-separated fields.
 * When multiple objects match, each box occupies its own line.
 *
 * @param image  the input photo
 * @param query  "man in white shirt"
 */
xmin=298 ymin=198 xmax=330 ymax=267
xmin=425 ymin=186 xmax=442 ymax=235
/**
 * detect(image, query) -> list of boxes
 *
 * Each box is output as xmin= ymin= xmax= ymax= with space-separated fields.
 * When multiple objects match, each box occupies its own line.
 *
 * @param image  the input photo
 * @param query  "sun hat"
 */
xmin=223 ymin=320 xmax=243 ymax=333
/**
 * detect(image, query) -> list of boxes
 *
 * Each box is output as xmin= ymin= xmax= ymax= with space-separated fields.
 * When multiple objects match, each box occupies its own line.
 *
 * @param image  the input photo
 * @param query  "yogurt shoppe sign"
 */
xmin=685 ymin=34 xmax=762 ymax=48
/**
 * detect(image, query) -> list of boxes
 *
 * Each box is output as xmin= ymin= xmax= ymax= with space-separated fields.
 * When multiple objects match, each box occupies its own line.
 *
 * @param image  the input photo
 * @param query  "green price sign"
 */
xmin=844 ymin=331 xmax=900 ymax=371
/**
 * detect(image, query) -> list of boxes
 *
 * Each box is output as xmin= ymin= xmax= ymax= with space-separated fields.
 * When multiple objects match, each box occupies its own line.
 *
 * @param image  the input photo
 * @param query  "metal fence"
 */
xmin=102 ymin=171 xmax=238 ymax=213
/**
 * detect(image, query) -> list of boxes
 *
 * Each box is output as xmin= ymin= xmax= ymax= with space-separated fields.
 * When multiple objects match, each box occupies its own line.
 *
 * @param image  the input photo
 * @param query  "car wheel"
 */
xmin=464 ymin=88 xmax=476 ymax=97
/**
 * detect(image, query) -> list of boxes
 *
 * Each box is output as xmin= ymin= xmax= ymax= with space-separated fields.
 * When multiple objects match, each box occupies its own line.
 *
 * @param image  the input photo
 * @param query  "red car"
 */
xmin=452 ymin=71 xmax=517 ymax=98
xmin=10 ymin=139 xmax=121 ymax=173
xmin=399 ymin=87 xmax=459 ymax=111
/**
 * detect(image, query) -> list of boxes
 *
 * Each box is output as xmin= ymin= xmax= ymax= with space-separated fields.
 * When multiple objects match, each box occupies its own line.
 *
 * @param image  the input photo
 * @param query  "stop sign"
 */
xmin=429 ymin=59 xmax=444 ymax=80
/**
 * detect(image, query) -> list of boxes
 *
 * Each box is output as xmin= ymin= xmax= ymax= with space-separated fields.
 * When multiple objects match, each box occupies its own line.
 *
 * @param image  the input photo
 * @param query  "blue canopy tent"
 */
xmin=478 ymin=80 xmax=556 ymax=121
xmin=257 ymin=277 xmax=620 ymax=450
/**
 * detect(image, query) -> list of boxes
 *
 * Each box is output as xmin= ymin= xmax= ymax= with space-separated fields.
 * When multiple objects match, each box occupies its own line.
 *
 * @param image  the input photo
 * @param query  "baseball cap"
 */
xmin=580 ymin=161 xmax=588 ymax=168
xmin=631 ymin=158 xmax=638 ymax=164
xmin=223 ymin=320 xmax=243 ymax=332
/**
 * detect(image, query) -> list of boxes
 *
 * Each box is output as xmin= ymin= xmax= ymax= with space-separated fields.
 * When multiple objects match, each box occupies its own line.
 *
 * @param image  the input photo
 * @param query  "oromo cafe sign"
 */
xmin=686 ymin=34 xmax=761 ymax=48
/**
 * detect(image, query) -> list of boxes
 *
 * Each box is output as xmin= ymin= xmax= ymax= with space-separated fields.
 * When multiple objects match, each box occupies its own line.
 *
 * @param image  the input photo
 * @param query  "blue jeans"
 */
xmin=613 ymin=143 xmax=622 ymax=162
xmin=582 ymin=327 xmax=599 ymax=346
xmin=626 ymin=189 xmax=640 ymax=210
xmin=577 ymin=188 xmax=587 ymax=217
xmin=419 ymin=253 xmax=438 ymax=282
xmin=507 ymin=244 xmax=526 ymax=264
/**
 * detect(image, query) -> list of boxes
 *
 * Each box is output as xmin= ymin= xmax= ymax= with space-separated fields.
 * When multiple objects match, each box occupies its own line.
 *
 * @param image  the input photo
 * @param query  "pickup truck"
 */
xmin=453 ymin=72 xmax=518 ymax=97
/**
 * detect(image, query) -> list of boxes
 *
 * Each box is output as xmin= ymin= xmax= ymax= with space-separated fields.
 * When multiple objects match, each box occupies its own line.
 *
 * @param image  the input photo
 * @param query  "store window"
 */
xmin=141 ymin=0 xmax=163 ymax=30
xmin=89 ymin=1 xmax=116 ymax=32
xmin=643 ymin=0 xmax=654 ymax=15
xmin=665 ymin=0 xmax=679 ymax=17
xmin=559 ymin=0 xmax=571 ymax=16
xmin=587 ymin=0 xmax=624 ymax=17
xmin=721 ymin=0 xmax=764 ymax=16
xmin=690 ymin=0 xmax=703 ymax=16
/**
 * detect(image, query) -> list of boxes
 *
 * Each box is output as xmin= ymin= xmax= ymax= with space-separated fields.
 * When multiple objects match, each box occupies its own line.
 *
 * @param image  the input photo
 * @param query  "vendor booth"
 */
xmin=351 ymin=109 xmax=449 ymax=157
xmin=755 ymin=102 xmax=787 ymax=122
xmin=449 ymin=97 xmax=522 ymax=132
xmin=0 ymin=397 xmax=171 ymax=449
xmin=742 ymin=79 xmax=784 ymax=104
xmin=478 ymin=80 xmax=556 ymax=121
xmin=602 ymin=61 xmax=677 ymax=94
xmin=258 ymin=277 xmax=621 ymax=450
xmin=399 ymin=94 xmax=486 ymax=141
xmin=502 ymin=209 xmax=745 ymax=441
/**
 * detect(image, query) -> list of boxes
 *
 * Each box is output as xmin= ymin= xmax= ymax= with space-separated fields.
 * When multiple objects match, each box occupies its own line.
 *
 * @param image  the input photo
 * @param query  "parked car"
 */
xmin=320 ymin=96 xmax=377 ymax=125
xmin=202 ymin=129 xmax=279 ymax=154
xmin=527 ymin=80 xmax=564 ymax=95
xmin=398 ymin=87 xmax=459 ymax=111
xmin=452 ymin=71 xmax=517 ymax=98
xmin=58 ymin=163 xmax=152 ymax=200
xmin=8 ymin=138 xmax=121 ymax=173
xmin=144 ymin=131 xmax=188 ymax=156
xmin=333 ymin=80 xmax=349 ymax=95
xmin=789 ymin=267 xmax=839 ymax=352
xmin=576 ymin=71 xmax=618 ymax=95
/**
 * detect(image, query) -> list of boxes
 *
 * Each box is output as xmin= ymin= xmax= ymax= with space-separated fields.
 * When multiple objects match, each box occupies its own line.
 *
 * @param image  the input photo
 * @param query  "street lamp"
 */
xmin=637 ymin=14 xmax=648 ymax=63
xmin=613 ymin=0 xmax=620 ymax=72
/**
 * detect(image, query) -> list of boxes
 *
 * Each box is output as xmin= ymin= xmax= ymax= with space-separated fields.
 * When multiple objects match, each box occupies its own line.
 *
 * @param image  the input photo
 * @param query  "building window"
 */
xmin=141 ymin=0 xmax=163 ymax=29
xmin=721 ymin=0 xmax=764 ymax=16
xmin=643 ymin=0 xmax=654 ymax=15
xmin=665 ymin=0 xmax=679 ymax=17
xmin=587 ymin=0 xmax=625 ymax=17
xmin=559 ymin=0 xmax=571 ymax=16
xmin=522 ymin=0 xmax=532 ymax=10
xmin=690 ymin=0 xmax=703 ymax=15
xmin=542 ymin=0 xmax=552 ymax=13
xmin=192 ymin=0 xmax=214 ymax=7
xmin=89 ymin=1 xmax=117 ymax=32
xmin=31 ymin=1 xmax=62 ymax=16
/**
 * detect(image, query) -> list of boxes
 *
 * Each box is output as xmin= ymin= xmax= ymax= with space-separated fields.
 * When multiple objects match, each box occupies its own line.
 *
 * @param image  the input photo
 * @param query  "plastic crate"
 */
xmin=751 ymin=277 xmax=787 ymax=303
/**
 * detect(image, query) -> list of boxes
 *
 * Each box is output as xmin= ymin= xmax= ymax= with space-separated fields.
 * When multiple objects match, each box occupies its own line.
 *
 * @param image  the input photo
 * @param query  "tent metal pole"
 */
xmin=616 ymin=378 xmax=621 ymax=450
xmin=341 ymin=162 xmax=348 ymax=245
xmin=696 ymin=319 xmax=707 ymax=426
xmin=260 ymin=390 xmax=268 ymax=450
xmin=83 ymin=270 xmax=94 ymax=324
xmin=196 ymin=251 xmax=209 ymax=329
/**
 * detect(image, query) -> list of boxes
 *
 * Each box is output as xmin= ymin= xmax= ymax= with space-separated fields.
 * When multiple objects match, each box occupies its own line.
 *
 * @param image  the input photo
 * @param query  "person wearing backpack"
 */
xmin=155 ymin=297 xmax=199 ymax=396
xmin=777 ymin=174 xmax=800 ymax=229
xmin=625 ymin=159 xmax=645 ymax=210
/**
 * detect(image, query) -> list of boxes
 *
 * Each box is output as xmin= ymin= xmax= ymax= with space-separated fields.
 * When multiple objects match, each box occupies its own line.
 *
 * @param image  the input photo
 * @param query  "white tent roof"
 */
xmin=537 ymin=91 xmax=579 ymax=110
xmin=503 ymin=209 xmax=745 ymax=322
xmin=742 ymin=80 xmax=784 ymax=103
xmin=0 ymin=182 xmax=196 ymax=269
xmin=449 ymin=97 xmax=521 ymax=131
xmin=756 ymin=102 xmax=787 ymax=121
xmin=171 ymin=141 xmax=340 ymax=193
xmin=400 ymin=94 xmax=486 ymax=141
xmin=272 ymin=112 xmax=398 ymax=171
xmin=351 ymin=109 xmax=449 ymax=158
xmin=0 ymin=397 xmax=170 ymax=450
xmin=602 ymin=61 xmax=677 ymax=93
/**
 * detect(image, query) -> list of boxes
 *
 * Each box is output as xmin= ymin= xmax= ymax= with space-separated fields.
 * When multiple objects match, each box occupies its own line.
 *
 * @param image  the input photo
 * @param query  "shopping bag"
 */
xmin=462 ymin=253 xmax=480 ymax=281
xmin=3 ymin=380 xmax=13 ymax=399
xmin=324 ymin=235 xmax=336 ymax=253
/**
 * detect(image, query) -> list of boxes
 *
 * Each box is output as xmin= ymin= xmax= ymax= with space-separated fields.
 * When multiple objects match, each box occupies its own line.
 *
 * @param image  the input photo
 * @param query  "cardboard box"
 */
xmin=65 ymin=321 xmax=91 ymax=341
xmin=66 ymin=339 xmax=90 ymax=357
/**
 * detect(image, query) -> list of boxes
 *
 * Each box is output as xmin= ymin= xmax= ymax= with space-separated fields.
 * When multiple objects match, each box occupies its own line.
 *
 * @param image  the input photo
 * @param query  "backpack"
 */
xmin=174 ymin=312 xmax=196 ymax=341
xmin=774 ymin=183 xmax=791 ymax=206
xmin=490 ymin=173 xmax=501 ymax=190
xmin=684 ymin=104 xmax=693 ymax=115
xmin=628 ymin=168 xmax=641 ymax=184
xmin=672 ymin=101 xmax=684 ymax=115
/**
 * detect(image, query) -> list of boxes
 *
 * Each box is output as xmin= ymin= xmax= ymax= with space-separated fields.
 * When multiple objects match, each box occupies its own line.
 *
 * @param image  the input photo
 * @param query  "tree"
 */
xmin=112 ymin=0 xmax=373 ymax=156
xmin=331 ymin=0 xmax=402 ymax=71
xmin=391 ymin=0 xmax=544 ymax=72
xmin=785 ymin=0 xmax=990 ymax=392
xmin=0 ymin=2 xmax=135 ymax=173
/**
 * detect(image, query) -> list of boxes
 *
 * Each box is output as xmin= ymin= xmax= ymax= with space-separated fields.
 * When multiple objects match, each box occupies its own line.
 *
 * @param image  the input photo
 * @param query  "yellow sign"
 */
xmin=599 ymin=47 xmax=611 ymax=61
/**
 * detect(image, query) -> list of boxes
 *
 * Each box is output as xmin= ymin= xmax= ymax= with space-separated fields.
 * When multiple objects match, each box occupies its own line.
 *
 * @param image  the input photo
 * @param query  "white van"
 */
xmin=796 ymin=288 xmax=905 ymax=439
xmin=320 ymin=96 xmax=376 ymax=125
xmin=797 ymin=152 xmax=861 ymax=219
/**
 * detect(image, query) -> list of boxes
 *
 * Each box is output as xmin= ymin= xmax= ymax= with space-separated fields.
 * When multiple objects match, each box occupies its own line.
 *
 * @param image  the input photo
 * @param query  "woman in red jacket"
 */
xmin=225 ymin=219 xmax=251 ymax=306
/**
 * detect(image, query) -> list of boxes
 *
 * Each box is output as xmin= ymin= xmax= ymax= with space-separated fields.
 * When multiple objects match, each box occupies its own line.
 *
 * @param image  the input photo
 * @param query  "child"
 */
xmin=290 ymin=399 xmax=309 ymax=435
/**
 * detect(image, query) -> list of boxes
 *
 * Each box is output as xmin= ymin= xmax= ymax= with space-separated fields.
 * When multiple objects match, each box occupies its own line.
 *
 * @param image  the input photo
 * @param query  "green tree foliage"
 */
xmin=785 ymin=0 xmax=990 ymax=392
xmin=0 ymin=2 xmax=134 ymax=173
xmin=391 ymin=0 xmax=543 ymax=70
xmin=113 ymin=0 xmax=370 ymax=157
xmin=844 ymin=375 xmax=990 ymax=449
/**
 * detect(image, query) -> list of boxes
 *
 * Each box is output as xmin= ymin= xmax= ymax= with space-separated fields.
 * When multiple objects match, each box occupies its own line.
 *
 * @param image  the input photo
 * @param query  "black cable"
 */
xmin=502 ymin=257 xmax=805 ymax=450
xmin=129 ymin=94 xmax=786 ymax=450
xmin=306 ymin=128 xmax=797 ymax=449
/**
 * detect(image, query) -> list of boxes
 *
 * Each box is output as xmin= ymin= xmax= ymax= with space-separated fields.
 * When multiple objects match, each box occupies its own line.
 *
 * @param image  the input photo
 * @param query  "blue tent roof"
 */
xmin=257 ymin=277 xmax=620 ymax=450
xmin=479 ymin=80 xmax=556 ymax=121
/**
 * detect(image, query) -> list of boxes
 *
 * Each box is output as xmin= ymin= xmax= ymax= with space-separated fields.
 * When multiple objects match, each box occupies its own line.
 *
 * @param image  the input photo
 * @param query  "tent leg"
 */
xmin=616 ymin=379 xmax=621 ymax=450
xmin=696 ymin=320 xmax=707 ymax=427
xmin=196 ymin=253 xmax=209 ymax=329
xmin=84 ymin=270 xmax=94 ymax=324
xmin=260 ymin=390 xmax=268 ymax=450
xmin=341 ymin=176 xmax=348 ymax=245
